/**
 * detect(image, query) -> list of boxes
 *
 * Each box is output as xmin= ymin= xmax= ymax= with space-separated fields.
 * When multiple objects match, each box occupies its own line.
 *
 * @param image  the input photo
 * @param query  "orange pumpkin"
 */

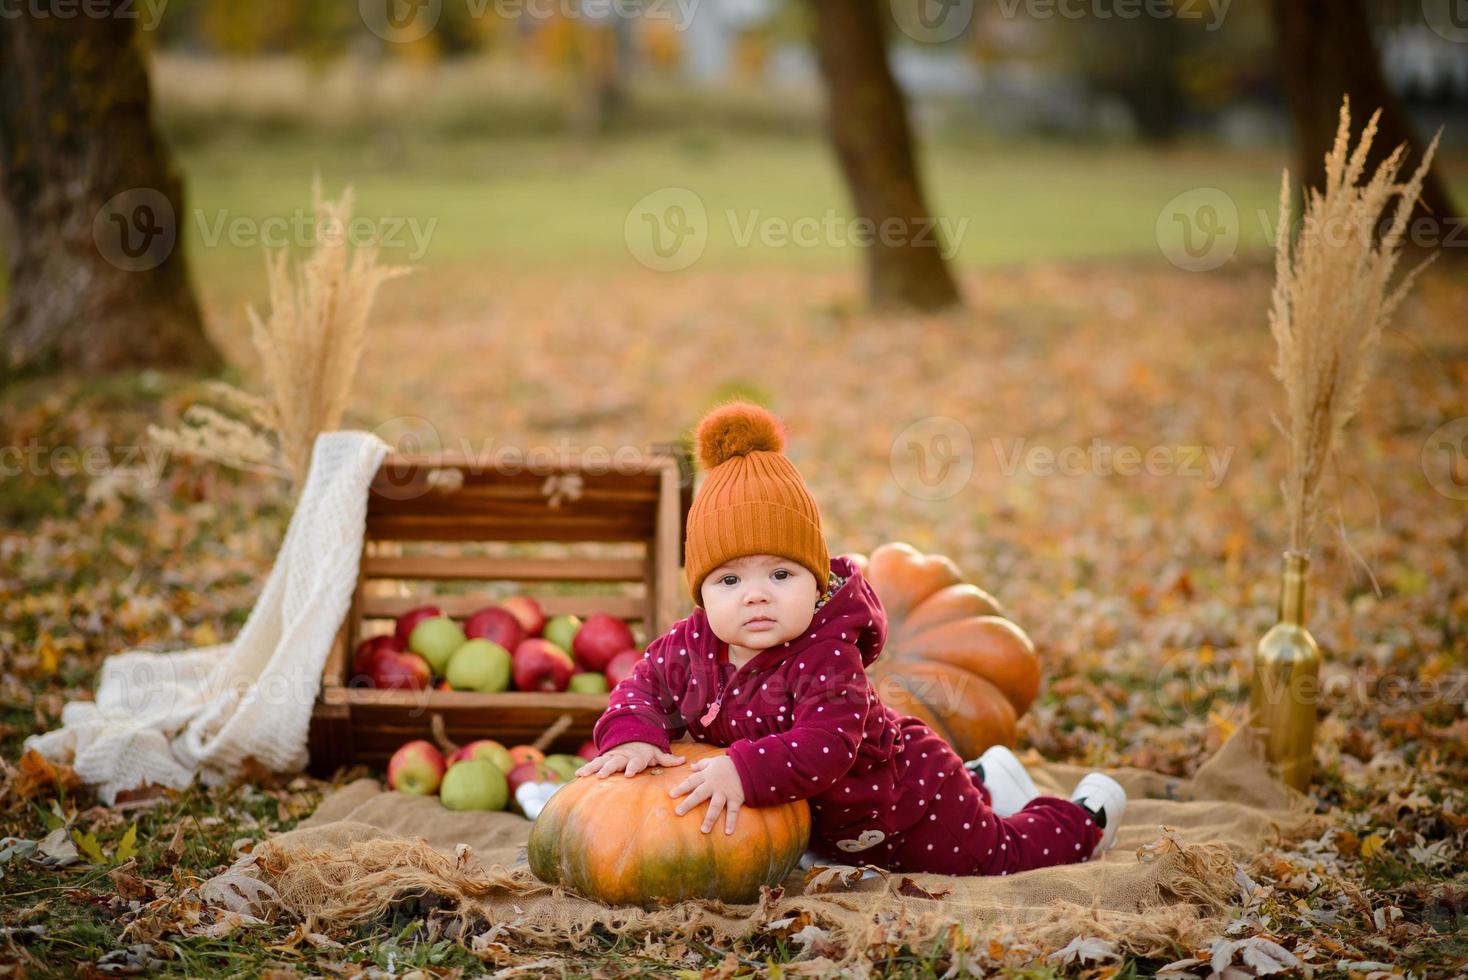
xmin=527 ymin=741 xmax=810 ymax=907
xmin=853 ymin=542 xmax=1042 ymax=760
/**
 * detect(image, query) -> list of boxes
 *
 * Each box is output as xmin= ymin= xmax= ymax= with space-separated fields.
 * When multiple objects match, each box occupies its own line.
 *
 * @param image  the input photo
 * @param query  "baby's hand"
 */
xmin=668 ymin=754 xmax=745 ymax=834
xmin=575 ymin=741 xmax=685 ymax=779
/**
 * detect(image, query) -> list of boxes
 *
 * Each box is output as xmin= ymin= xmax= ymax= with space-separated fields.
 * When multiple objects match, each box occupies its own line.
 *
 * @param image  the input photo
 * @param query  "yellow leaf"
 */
xmin=115 ymin=824 xmax=138 ymax=863
xmin=36 ymin=634 xmax=59 ymax=676
xmin=71 ymin=829 xmax=106 ymax=864
xmin=1360 ymin=834 xmax=1385 ymax=859
xmin=192 ymin=622 xmax=220 ymax=647
xmin=1208 ymin=710 xmax=1237 ymax=740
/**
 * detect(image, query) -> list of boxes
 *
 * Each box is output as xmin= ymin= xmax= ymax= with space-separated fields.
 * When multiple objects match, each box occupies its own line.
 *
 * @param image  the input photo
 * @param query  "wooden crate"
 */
xmin=306 ymin=442 xmax=693 ymax=777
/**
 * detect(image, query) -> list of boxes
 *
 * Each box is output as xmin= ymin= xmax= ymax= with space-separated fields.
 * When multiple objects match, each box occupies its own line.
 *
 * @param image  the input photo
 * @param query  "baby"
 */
xmin=576 ymin=401 xmax=1126 ymax=876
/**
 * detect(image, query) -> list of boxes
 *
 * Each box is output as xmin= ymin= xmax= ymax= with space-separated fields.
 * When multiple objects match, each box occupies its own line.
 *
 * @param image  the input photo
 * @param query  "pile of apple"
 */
xmin=388 ymin=735 xmax=599 ymax=813
xmin=351 ymin=595 xmax=644 ymax=694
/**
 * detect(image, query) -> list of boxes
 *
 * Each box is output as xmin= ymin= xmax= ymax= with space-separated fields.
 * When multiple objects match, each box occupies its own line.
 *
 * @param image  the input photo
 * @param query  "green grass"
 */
xmin=175 ymin=131 xmax=1313 ymax=288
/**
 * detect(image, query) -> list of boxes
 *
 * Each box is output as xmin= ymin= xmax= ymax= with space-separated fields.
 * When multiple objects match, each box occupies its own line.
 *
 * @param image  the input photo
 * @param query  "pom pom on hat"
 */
xmin=695 ymin=401 xmax=786 ymax=471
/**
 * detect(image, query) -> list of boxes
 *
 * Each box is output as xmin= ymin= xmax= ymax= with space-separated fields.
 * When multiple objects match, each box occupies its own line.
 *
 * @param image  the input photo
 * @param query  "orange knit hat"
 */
xmin=685 ymin=401 xmax=829 ymax=607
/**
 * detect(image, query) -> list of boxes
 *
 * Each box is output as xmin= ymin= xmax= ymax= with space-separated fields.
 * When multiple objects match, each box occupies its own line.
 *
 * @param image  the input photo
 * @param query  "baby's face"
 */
xmin=700 ymin=554 xmax=819 ymax=651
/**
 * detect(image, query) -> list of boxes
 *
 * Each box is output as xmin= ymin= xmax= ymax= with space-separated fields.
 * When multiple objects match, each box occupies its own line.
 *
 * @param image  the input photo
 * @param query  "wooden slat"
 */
xmin=357 ymin=592 xmax=646 ymax=621
xmin=361 ymin=555 xmax=647 ymax=582
xmin=374 ymin=450 xmax=674 ymax=479
xmin=365 ymin=514 xmax=657 ymax=543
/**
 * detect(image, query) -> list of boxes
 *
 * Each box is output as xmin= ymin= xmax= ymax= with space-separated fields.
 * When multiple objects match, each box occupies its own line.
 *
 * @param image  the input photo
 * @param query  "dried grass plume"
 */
xmin=150 ymin=178 xmax=411 ymax=492
xmin=1269 ymin=97 xmax=1439 ymax=554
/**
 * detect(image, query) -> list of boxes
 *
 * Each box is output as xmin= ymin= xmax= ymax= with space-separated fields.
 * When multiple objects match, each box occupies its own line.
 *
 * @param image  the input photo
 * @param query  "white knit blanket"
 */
xmin=24 ymin=431 xmax=390 ymax=804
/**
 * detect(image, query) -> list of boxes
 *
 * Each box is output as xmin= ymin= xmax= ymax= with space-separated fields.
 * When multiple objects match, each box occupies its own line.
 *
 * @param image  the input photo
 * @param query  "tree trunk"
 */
xmin=1269 ymin=0 xmax=1458 ymax=229
xmin=810 ymin=0 xmax=962 ymax=312
xmin=0 ymin=4 xmax=221 ymax=378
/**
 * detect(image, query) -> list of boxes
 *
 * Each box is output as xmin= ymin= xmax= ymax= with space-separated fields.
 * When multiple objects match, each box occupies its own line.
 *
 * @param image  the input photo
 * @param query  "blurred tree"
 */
xmin=1269 ymin=0 xmax=1458 ymax=226
xmin=0 ymin=6 xmax=220 ymax=376
xmin=809 ymin=0 xmax=961 ymax=311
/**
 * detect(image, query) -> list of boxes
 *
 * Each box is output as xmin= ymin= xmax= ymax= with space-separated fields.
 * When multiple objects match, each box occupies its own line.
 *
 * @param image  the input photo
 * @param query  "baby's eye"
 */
xmin=720 ymin=574 xmax=739 ymax=587
xmin=772 ymin=569 xmax=791 ymax=581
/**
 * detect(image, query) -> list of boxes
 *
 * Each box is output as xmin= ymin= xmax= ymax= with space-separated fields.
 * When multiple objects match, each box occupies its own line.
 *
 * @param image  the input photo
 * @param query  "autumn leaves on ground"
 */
xmin=2 ymin=248 xmax=1465 ymax=976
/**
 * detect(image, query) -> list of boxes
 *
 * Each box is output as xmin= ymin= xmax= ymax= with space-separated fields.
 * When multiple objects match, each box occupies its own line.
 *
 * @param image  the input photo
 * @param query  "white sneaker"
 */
xmin=965 ymin=745 xmax=1040 ymax=817
xmin=1070 ymin=773 xmax=1126 ymax=858
xmin=515 ymin=780 xmax=562 ymax=821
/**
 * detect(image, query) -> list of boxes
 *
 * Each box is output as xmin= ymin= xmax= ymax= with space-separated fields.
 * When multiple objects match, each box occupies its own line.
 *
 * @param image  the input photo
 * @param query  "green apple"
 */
xmin=409 ymin=616 xmax=466 ymax=675
xmin=541 ymin=753 xmax=582 ymax=782
xmin=439 ymin=759 xmax=509 ymax=811
xmin=543 ymin=614 xmax=581 ymax=653
xmin=567 ymin=671 xmax=609 ymax=694
xmin=445 ymin=639 xmax=512 ymax=692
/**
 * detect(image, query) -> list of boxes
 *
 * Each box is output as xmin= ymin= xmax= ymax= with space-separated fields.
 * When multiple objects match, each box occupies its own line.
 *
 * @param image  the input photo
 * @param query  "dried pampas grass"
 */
xmin=150 ymin=178 xmax=410 ymax=493
xmin=1268 ymin=97 xmax=1439 ymax=554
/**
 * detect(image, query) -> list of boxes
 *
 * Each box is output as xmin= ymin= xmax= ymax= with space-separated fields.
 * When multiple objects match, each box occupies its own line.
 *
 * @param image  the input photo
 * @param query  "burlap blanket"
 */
xmin=249 ymin=731 xmax=1315 ymax=966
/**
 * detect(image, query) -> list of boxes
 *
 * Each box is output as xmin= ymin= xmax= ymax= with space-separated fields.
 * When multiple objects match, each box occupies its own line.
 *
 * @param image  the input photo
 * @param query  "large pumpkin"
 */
xmin=527 ymin=740 xmax=810 ymax=907
xmin=853 ymin=542 xmax=1042 ymax=760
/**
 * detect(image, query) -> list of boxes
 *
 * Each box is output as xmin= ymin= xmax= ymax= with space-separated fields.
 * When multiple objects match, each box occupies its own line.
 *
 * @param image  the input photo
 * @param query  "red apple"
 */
xmin=464 ymin=606 xmax=526 ymax=651
xmin=513 ymin=638 xmax=575 ymax=692
xmin=350 ymin=635 xmax=402 ymax=687
xmin=394 ymin=605 xmax=444 ymax=646
xmin=499 ymin=596 xmax=546 ymax=638
xmin=370 ymin=648 xmax=433 ymax=691
xmin=388 ymin=739 xmax=445 ymax=795
xmin=571 ymin=613 xmax=637 ymax=673
xmin=508 ymin=744 xmax=545 ymax=767
xmin=506 ymin=760 xmax=559 ymax=799
xmin=576 ymin=739 xmax=599 ymax=761
xmin=605 ymin=649 xmax=641 ymax=688
xmin=448 ymin=739 xmax=514 ymax=774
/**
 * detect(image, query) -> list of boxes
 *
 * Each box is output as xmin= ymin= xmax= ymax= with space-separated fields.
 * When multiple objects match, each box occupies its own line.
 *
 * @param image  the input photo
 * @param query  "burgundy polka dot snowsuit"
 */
xmin=594 ymin=555 xmax=1102 ymax=876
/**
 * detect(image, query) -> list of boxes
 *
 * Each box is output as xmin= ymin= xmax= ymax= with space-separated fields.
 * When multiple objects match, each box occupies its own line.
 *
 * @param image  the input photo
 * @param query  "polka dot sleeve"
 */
xmin=592 ymin=631 xmax=688 ymax=754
